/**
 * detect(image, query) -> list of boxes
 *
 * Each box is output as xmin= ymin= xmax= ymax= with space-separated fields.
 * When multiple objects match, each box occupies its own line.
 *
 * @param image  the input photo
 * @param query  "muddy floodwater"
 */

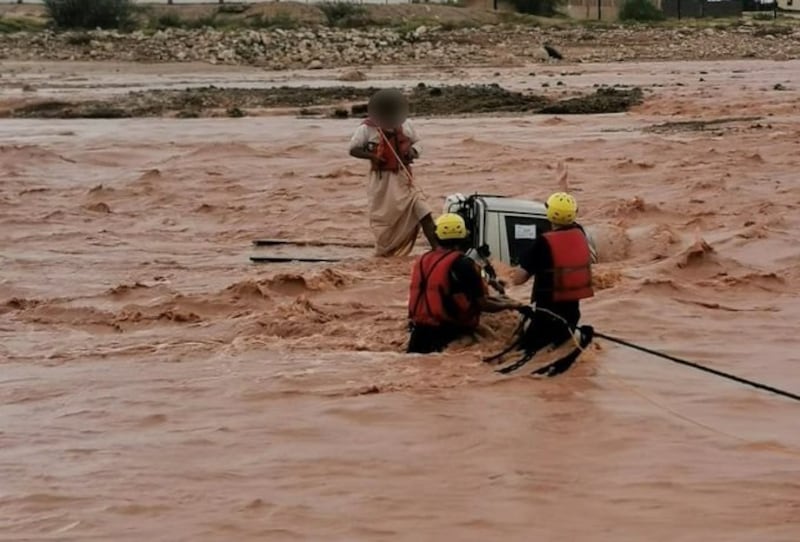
xmin=1 ymin=59 xmax=800 ymax=541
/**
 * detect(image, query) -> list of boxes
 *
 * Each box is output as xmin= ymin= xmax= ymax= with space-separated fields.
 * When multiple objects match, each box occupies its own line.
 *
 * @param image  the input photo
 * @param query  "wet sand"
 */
xmin=1 ymin=60 xmax=800 ymax=541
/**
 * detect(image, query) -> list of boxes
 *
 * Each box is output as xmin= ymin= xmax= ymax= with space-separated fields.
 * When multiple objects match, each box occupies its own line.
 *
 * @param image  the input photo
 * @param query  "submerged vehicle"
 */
xmin=442 ymin=193 xmax=597 ymax=268
xmin=250 ymin=193 xmax=596 ymax=267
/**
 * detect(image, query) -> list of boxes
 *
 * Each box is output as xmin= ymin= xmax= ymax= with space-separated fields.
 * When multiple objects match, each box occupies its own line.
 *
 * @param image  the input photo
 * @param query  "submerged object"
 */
xmin=443 ymin=193 xmax=598 ymax=267
xmin=250 ymin=256 xmax=344 ymax=264
xmin=496 ymin=325 xmax=594 ymax=377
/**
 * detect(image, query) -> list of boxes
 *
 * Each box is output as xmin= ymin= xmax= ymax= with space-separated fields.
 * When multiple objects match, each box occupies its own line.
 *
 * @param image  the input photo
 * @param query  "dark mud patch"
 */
xmin=7 ymin=84 xmax=645 ymax=119
xmin=10 ymin=100 xmax=139 ymax=119
xmin=8 ymin=87 xmax=378 ymax=119
xmin=373 ymin=85 xmax=641 ymax=117
xmin=644 ymin=116 xmax=763 ymax=134
xmin=537 ymin=87 xmax=644 ymax=115
xmin=407 ymin=83 xmax=550 ymax=115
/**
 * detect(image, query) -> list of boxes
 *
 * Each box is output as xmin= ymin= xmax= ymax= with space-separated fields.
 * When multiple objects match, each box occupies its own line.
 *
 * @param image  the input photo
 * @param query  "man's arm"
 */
xmin=512 ymin=237 xmax=544 ymax=286
xmin=452 ymin=258 xmax=522 ymax=313
xmin=404 ymin=120 xmax=422 ymax=160
xmin=349 ymin=146 xmax=374 ymax=161
xmin=349 ymin=124 xmax=376 ymax=161
xmin=477 ymin=295 xmax=523 ymax=313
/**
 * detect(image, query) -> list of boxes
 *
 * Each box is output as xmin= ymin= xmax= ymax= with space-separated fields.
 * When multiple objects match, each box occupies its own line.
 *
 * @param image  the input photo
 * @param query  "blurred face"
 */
xmin=389 ymin=100 xmax=409 ymax=126
xmin=368 ymin=92 xmax=408 ymax=129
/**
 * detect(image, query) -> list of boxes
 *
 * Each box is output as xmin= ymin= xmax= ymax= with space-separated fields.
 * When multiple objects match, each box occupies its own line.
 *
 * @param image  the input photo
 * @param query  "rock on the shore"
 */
xmin=338 ymin=69 xmax=367 ymax=82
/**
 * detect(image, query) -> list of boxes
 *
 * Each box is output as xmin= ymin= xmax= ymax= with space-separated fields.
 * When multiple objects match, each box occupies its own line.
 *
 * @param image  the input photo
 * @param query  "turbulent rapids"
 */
xmin=1 ymin=55 xmax=799 ymax=541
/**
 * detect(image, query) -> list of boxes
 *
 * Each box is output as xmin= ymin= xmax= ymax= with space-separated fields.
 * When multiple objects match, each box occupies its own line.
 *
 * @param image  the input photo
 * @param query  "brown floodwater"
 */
xmin=1 ymin=59 xmax=799 ymax=541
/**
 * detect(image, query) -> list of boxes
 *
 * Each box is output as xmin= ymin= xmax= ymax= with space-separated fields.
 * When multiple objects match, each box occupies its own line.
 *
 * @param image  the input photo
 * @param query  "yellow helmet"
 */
xmin=546 ymin=192 xmax=578 ymax=226
xmin=435 ymin=213 xmax=469 ymax=240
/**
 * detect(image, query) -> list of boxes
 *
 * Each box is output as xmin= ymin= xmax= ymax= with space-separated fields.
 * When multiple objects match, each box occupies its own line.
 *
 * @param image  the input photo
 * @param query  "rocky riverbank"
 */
xmin=1 ymin=21 xmax=800 ymax=69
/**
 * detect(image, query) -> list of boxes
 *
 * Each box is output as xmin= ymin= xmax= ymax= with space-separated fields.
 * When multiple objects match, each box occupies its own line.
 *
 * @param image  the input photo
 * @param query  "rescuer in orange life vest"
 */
xmin=407 ymin=213 xmax=523 ymax=354
xmin=511 ymin=192 xmax=594 ymax=353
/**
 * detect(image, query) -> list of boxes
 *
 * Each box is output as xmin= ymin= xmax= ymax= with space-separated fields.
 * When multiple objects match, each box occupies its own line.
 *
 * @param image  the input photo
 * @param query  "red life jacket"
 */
xmin=408 ymin=249 xmax=483 ymax=329
xmin=363 ymin=119 xmax=412 ymax=174
xmin=542 ymin=229 xmax=594 ymax=303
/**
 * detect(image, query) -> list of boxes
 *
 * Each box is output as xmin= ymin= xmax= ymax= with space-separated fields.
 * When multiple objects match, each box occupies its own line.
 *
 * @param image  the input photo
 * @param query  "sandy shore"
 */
xmin=1 ymin=57 xmax=800 ymax=540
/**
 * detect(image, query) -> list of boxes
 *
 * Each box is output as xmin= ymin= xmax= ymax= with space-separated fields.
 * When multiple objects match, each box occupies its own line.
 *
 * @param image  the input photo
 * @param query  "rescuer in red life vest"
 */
xmin=407 ymin=213 xmax=523 ymax=354
xmin=510 ymin=192 xmax=594 ymax=353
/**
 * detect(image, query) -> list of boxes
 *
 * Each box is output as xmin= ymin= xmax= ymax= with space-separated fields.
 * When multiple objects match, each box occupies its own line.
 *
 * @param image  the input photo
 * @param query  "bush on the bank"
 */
xmin=752 ymin=12 xmax=775 ymax=21
xmin=150 ymin=11 xmax=299 ymax=31
xmin=618 ymin=0 xmax=666 ymax=21
xmin=154 ymin=12 xmax=183 ymax=29
xmin=508 ymin=0 xmax=564 ymax=17
xmin=319 ymin=2 xmax=373 ymax=28
xmin=249 ymin=13 xmax=300 ymax=30
xmin=44 ymin=0 xmax=134 ymax=30
xmin=150 ymin=12 xmax=224 ymax=30
xmin=0 ymin=16 xmax=44 ymax=33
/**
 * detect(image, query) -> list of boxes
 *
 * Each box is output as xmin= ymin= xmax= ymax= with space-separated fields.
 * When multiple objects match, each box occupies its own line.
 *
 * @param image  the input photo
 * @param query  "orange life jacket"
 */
xmin=542 ymin=229 xmax=594 ymax=303
xmin=408 ymin=249 xmax=483 ymax=329
xmin=363 ymin=119 xmax=412 ymax=174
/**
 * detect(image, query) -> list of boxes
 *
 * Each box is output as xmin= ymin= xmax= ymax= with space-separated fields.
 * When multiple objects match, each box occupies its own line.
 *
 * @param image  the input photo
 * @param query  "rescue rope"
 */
xmin=595 ymin=332 xmax=800 ymax=403
xmin=598 ymin=366 xmax=800 ymax=460
xmin=494 ymin=306 xmax=800 ymax=403
xmin=599 ymin=365 xmax=752 ymax=443
xmin=492 ymin=307 xmax=800 ymax=457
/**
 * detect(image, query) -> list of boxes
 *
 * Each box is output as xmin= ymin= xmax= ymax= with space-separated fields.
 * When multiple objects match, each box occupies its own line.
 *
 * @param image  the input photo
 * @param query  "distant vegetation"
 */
xmin=151 ymin=10 xmax=301 ymax=31
xmin=43 ymin=0 xmax=135 ymax=30
xmin=146 ymin=2 xmax=475 ymax=32
xmin=0 ymin=16 xmax=45 ymax=33
xmin=18 ymin=0 xmax=785 ymax=34
xmin=618 ymin=0 xmax=666 ymax=22
xmin=318 ymin=2 xmax=374 ymax=28
xmin=508 ymin=0 xmax=565 ymax=17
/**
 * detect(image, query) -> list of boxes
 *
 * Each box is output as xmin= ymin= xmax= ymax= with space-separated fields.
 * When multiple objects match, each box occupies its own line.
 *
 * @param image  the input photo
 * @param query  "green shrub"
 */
xmin=752 ymin=12 xmax=775 ymax=21
xmin=217 ymin=4 xmax=249 ymax=15
xmin=508 ymin=0 xmax=564 ymax=17
xmin=0 ymin=16 xmax=45 ymax=33
xmin=618 ymin=0 xmax=665 ymax=22
xmin=154 ymin=12 xmax=183 ymax=29
xmin=150 ymin=7 xmax=238 ymax=30
xmin=44 ymin=0 xmax=134 ymax=30
xmin=319 ymin=2 xmax=373 ymax=28
xmin=186 ymin=14 xmax=224 ymax=29
xmin=248 ymin=13 xmax=300 ymax=29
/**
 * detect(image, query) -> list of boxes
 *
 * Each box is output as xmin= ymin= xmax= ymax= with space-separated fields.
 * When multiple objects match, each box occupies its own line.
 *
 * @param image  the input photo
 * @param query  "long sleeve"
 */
xmin=403 ymin=120 xmax=422 ymax=158
xmin=519 ymin=238 xmax=546 ymax=277
xmin=349 ymin=123 xmax=371 ymax=151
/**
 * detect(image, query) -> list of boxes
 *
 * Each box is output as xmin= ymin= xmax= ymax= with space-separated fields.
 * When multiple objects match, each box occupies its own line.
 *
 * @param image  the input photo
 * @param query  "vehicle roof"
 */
xmin=478 ymin=196 xmax=548 ymax=216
